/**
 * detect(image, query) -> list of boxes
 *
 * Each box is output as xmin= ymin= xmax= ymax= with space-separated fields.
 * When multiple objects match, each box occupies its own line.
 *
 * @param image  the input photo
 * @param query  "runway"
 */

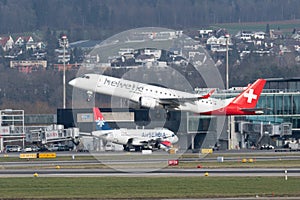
xmin=0 ymin=168 xmax=299 ymax=177
xmin=1 ymin=150 xmax=300 ymax=177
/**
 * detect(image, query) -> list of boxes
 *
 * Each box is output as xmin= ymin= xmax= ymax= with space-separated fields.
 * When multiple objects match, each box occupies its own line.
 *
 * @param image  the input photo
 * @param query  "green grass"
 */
xmin=177 ymin=159 xmax=300 ymax=169
xmin=0 ymin=177 xmax=299 ymax=199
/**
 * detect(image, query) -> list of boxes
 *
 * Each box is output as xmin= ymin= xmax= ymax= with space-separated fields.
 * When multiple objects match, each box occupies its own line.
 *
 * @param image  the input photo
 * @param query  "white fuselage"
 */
xmin=69 ymin=74 xmax=233 ymax=113
xmin=92 ymin=128 xmax=178 ymax=146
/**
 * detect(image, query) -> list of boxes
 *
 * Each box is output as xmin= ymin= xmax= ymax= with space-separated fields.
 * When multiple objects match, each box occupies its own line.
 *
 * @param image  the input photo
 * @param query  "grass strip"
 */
xmin=0 ymin=177 xmax=299 ymax=199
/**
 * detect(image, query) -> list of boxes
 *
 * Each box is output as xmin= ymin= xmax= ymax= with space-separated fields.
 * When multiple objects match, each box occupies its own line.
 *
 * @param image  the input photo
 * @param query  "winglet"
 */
xmin=199 ymin=89 xmax=215 ymax=99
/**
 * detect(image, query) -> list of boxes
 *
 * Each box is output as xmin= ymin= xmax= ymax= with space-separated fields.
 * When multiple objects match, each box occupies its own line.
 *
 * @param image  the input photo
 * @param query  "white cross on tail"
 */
xmin=243 ymin=89 xmax=257 ymax=103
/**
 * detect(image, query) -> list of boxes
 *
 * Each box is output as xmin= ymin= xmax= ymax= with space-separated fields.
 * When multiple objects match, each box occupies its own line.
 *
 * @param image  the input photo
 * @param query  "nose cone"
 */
xmin=173 ymin=135 xmax=179 ymax=144
xmin=166 ymin=130 xmax=178 ymax=144
xmin=68 ymin=78 xmax=77 ymax=86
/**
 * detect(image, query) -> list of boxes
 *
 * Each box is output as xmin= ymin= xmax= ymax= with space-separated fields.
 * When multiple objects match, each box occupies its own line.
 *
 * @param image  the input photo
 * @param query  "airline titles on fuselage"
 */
xmin=101 ymin=77 xmax=144 ymax=93
xmin=142 ymin=131 xmax=167 ymax=138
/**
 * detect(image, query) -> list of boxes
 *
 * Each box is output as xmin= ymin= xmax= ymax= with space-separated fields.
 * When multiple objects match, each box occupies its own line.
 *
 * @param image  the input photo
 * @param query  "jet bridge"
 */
xmin=0 ymin=109 xmax=25 ymax=152
xmin=28 ymin=124 xmax=80 ymax=144
xmin=237 ymin=121 xmax=292 ymax=148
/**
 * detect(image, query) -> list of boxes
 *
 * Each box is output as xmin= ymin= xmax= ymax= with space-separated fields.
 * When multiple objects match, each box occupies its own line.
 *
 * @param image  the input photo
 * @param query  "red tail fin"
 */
xmin=93 ymin=107 xmax=104 ymax=121
xmin=231 ymin=79 xmax=266 ymax=108
xmin=93 ymin=107 xmax=111 ymax=130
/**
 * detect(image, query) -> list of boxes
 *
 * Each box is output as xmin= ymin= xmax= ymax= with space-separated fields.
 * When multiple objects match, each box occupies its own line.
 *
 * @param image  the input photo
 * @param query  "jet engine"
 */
xmin=139 ymin=97 xmax=161 ymax=109
xmin=157 ymin=141 xmax=172 ymax=151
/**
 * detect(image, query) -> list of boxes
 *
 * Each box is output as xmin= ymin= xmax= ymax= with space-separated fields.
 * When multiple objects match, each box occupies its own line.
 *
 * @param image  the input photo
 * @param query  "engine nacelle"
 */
xmin=140 ymin=97 xmax=161 ymax=109
xmin=128 ymin=100 xmax=141 ymax=109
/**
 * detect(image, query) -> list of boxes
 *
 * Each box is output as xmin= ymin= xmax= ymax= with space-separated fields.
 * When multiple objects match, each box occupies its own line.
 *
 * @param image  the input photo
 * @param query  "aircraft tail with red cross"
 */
xmin=204 ymin=79 xmax=266 ymax=115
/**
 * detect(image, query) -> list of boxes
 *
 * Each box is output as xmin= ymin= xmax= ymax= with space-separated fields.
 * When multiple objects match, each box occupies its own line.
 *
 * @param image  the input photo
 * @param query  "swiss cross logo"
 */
xmin=244 ymin=89 xmax=257 ymax=103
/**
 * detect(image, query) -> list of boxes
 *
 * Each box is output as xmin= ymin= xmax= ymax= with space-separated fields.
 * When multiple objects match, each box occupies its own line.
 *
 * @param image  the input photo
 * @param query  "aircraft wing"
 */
xmin=91 ymin=130 xmax=114 ymax=137
xmin=158 ymin=89 xmax=215 ymax=108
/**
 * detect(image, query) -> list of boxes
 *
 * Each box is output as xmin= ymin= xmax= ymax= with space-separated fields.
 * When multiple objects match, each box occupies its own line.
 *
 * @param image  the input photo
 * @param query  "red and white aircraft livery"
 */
xmin=69 ymin=74 xmax=266 ymax=115
xmin=92 ymin=107 xmax=178 ymax=151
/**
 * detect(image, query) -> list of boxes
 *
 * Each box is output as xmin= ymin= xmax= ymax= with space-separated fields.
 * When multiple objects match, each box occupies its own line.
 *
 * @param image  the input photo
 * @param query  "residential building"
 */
xmin=0 ymin=36 xmax=14 ymax=51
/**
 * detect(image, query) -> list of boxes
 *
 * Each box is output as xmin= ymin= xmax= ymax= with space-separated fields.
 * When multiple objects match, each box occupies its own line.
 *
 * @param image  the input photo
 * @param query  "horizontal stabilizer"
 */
xmin=91 ymin=130 xmax=112 ymax=137
xmin=240 ymin=108 xmax=267 ymax=114
xmin=79 ymin=132 xmax=93 ymax=137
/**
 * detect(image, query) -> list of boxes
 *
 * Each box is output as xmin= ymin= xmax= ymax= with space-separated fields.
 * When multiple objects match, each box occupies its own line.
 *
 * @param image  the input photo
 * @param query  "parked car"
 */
xmin=47 ymin=144 xmax=59 ymax=151
xmin=31 ymin=145 xmax=40 ymax=152
xmin=260 ymin=144 xmax=274 ymax=150
xmin=57 ymin=145 xmax=70 ymax=151
xmin=5 ymin=145 xmax=21 ymax=152
xmin=23 ymin=146 xmax=33 ymax=152
xmin=23 ymin=145 xmax=40 ymax=152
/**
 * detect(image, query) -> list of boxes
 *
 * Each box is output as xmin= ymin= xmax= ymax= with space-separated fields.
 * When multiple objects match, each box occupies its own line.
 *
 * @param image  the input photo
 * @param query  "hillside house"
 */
xmin=254 ymin=31 xmax=265 ymax=40
xmin=144 ymin=48 xmax=161 ymax=59
xmin=206 ymin=35 xmax=232 ymax=52
xmin=10 ymin=60 xmax=47 ymax=73
xmin=135 ymin=54 xmax=156 ymax=63
xmin=0 ymin=36 xmax=14 ymax=51
xmin=15 ymin=36 xmax=34 ymax=46
xmin=291 ymin=31 xmax=300 ymax=41
xmin=199 ymin=29 xmax=213 ymax=38
xmin=270 ymin=30 xmax=284 ymax=39
xmin=240 ymin=31 xmax=254 ymax=41
xmin=15 ymin=36 xmax=45 ymax=51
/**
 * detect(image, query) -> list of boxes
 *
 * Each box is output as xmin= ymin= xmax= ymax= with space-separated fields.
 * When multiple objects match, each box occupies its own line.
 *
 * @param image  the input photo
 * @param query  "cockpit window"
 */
xmin=81 ymin=75 xmax=90 ymax=79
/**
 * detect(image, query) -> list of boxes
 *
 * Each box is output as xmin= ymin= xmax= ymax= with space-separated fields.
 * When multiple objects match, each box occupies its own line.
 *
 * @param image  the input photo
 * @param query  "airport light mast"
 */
xmin=225 ymin=34 xmax=229 ymax=90
xmin=225 ymin=34 xmax=232 ymax=150
xmin=62 ymin=35 xmax=67 ymax=109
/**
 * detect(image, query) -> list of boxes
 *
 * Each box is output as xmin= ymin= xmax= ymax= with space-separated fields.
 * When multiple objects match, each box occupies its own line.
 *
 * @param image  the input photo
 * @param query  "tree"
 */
xmin=266 ymin=24 xmax=270 ymax=36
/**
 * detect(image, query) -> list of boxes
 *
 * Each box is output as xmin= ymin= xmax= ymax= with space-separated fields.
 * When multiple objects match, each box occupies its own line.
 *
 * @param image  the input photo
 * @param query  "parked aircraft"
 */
xmin=91 ymin=107 xmax=178 ymax=151
xmin=69 ymin=74 xmax=266 ymax=115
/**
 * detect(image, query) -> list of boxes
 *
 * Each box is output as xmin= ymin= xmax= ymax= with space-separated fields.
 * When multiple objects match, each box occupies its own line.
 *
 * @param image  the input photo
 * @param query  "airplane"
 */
xmin=91 ymin=107 xmax=178 ymax=151
xmin=69 ymin=74 xmax=266 ymax=115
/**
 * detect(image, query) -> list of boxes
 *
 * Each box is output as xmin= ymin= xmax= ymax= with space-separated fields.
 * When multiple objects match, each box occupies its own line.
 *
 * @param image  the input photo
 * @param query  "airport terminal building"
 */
xmin=179 ymin=77 xmax=300 ymax=150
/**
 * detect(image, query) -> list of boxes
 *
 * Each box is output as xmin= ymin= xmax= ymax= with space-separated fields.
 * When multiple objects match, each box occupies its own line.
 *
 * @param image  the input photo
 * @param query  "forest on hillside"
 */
xmin=1 ymin=0 xmax=300 ymax=113
xmin=1 ymin=0 xmax=300 ymax=40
